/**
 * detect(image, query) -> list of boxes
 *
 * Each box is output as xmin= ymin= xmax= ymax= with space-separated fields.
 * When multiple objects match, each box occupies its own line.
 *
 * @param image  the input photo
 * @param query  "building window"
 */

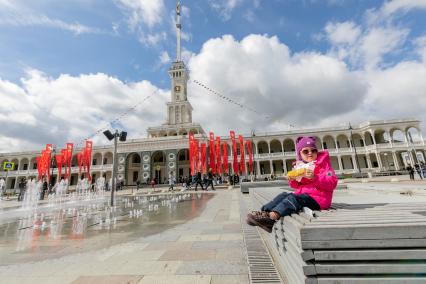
xmin=360 ymin=139 xmax=364 ymax=146
xmin=103 ymin=158 xmax=108 ymax=165
xmin=33 ymin=163 xmax=37 ymax=169
xmin=23 ymin=164 xmax=28 ymax=170
xmin=92 ymin=159 xmax=97 ymax=165
xmin=323 ymin=142 xmax=328 ymax=149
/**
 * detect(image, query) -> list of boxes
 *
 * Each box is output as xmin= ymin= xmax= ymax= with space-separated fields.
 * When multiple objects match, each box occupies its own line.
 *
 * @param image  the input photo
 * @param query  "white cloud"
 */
xmin=138 ymin=31 xmax=167 ymax=46
xmin=208 ymin=0 xmax=245 ymax=21
xmin=380 ymin=0 xmax=426 ymax=17
xmin=187 ymin=34 xmax=367 ymax=134
xmin=0 ymin=1 xmax=103 ymax=35
xmin=159 ymin=51 xmax=170 ymax=64
xmin=325 ymin=21 xmax=361 ymax=45
xmin=0 ymin=70 xmax=168 ymax=152
xmin=117 ymin=0 xmax=165 ymax=30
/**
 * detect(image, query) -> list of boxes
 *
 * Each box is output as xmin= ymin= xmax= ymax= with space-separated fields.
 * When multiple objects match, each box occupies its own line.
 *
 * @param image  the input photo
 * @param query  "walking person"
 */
xmin=206 ymin=169 xmax=215 ymax=191
xmin=40 ymin=178 xmax=48 ymax=200
xmin=168 ymin=171 xmax=175 ymax=191
xmin=414 ymin=163 xmax=423 ymax=180
xmin=194 ymin=171 xmax=204 ymax=191
xmin=18 ymin=177 xmax=26 ymax=201
xmin=406 ymin=164 xmax=415 ymax=180
xmin=246 ymin=136 xmax=337 ymax=233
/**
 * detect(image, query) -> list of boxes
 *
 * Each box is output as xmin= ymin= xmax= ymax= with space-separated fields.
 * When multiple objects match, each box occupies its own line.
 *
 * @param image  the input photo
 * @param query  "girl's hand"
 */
xmin=305 ymin=169 xmax=314 ymax=179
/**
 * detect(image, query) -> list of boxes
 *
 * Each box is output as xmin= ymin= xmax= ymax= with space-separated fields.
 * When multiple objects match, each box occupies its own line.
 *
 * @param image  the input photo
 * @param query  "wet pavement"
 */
xmin=0 ymin=190 xmax=249 ymax=284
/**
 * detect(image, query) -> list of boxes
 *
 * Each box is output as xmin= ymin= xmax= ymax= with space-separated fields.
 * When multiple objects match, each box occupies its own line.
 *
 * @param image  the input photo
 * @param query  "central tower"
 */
xmin=147 ymin=0 xmax=204 ymax=138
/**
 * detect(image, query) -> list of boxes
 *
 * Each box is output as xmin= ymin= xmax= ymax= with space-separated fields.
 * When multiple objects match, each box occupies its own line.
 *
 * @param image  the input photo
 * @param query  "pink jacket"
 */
xmin=288 ymin=151 xmax=337 ymax=210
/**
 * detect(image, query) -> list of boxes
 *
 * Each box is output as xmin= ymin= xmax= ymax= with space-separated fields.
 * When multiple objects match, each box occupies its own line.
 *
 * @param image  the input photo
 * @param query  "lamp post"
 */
xmin=103 ymin=129 xmax=127 ymax=206
xmin=349 ymin=123 xmax=361 ymax=174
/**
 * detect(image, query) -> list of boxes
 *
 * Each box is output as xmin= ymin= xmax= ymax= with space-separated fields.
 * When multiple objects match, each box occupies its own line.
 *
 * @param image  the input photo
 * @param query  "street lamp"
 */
xmin=103 ymin=129 xmax=127 ymax=206
xmin=349 ymin=123 xmax=361 ymax=174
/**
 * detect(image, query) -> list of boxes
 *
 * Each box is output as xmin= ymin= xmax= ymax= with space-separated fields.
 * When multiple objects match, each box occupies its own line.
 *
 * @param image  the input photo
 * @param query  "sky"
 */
xmin=0 ymin=0 xmax=425 ymax=152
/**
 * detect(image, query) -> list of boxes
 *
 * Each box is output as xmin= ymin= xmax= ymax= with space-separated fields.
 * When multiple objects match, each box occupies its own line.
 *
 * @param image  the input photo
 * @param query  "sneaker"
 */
xmin=246 ymin=211 xmax=268 ymax=225
xmin=246 ymin=213 xmax=275 ymax=233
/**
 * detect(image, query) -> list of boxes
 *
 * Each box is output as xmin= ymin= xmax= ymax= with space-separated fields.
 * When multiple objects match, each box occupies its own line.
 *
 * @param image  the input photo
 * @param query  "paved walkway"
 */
xmin=0 ymin=189 xmax=249 ymax=284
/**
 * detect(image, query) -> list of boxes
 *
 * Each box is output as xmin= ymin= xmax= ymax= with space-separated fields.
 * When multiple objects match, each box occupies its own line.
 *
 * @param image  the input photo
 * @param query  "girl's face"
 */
xmin=300 ymin=147 xmax=318 ymax=163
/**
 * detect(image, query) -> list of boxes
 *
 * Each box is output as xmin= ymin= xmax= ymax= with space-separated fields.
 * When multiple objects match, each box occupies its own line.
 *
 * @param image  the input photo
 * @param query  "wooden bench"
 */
xmin=249 ymin=187 xmax=426 ymax=284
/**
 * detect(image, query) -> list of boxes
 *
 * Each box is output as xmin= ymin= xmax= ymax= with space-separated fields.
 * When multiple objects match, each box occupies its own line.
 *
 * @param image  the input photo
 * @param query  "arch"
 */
xmin=189 ymin=129 xmax=198 ymax=135
xmin=257 ymin=141 xmax=269 ymax=154
xmin=391 ymin=128 xmax=405 ymax=143
xmin=178 ymin=129 xmax=188 ymax=136
xmin=407 ymin=127 xmax=422 ymax=142
xmin=322 ymin=135 xmax=336 ymax=149
xmin=11 ymin=158 xmax=19 ymax=171
xmin=283 ymin=139 xmax=295 ymax=152
xmin=126 ymin=153 xmax=141 ymax=185
xmin=151 ymin=151 xmax=166 ymax=184
xmin=352 ymin=133 xmax=364 ymax=147
xmin=336 ymin=134 xmax=350 ymax=149
xmin=364 ymin=132 xmax=374 ymax=146
xmin=313 ymin=136 xmax=322 ymax=150
xmin=92 ymin=153 xmax=102 ymax=165
xmin=103 ymin=152 xmax=113 ymax=165
xmin=159 ymin=131 xmax=168 ymax=137
xmin=169 ymin=130 xmax=178 ymax=136
xmin=270 ymin=139 xmax=283 ymax=153
xmin=0 ymin=159 xmax=9 ymax=172
xmin=177 ymin=149 xmax=190 ymax=179
xmin=19 ymin=158 xmax=29 ymax=170
xmin=374 ymin=129 xmax=388 ymax=144
xmin=30 ymin=157 xmax=37 ymax=170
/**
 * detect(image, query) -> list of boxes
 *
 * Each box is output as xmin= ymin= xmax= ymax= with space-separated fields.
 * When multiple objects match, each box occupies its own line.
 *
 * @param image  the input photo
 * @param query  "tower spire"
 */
xmin=176 ymin=0 xmax=182 ymax=62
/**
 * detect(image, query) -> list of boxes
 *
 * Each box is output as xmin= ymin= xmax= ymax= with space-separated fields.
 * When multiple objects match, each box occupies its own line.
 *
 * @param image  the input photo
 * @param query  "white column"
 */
xmin=283 ymin=159 xmax=288 ymax=174
xmin=366 ymin=154 xmax=373 ymax=169
xmin=386 ymin=131 xmax=393 ymax=147
xmin=352 ymin=155 xmax=358 ymax=170
xmin=268 ymin=142 xmax=271 ymax=154
xmin=256 ymin=161 xmax=261 ymax=176
xmin=376 ymin=152 xmax=383 ymax=169
xmin=269 ymin=160 xmax=273 ymax=174
xmin=392 ymin=152 xmax=400 ymax=170
xmin=371 ymin=131 xmax=377 ymax=145
xmin=337 ymin=156 xmax=343 ymax=171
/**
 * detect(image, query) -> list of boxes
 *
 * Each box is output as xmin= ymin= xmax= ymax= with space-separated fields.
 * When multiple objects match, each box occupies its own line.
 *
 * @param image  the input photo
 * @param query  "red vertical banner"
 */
xmin=66 ymin=143 xmax=73 ymax=179
xmin=209 ymin=132 xmax=216 ymax=174
xmin=230 ymin=131 xmax=238 ymax=174
xmin=36 ymin=156 xmax=42 ymax=180
xmin=246 ymin=140 xmax=253 ymax=174
xmin=194 ymin=140 xmax=200 ymax=172
xmin=45 ymin=145 xmax=52 ymax=182
xmin=85 ymin=140 xmax=93 ymax=181
xmin=189 ymin=134 xmax=195 ymax=175
xmin=215 ymin=137 xmax=222 ymax=174
xmin=222 ymin=143 xmax=229 ymax=174
xmin=239 ymin=135 xmax=246 ymax=174
xmin=56 ymin=154 xmax=63 ymax=180
xmin=201 ymin=143 xmax=207 ymax=174
xmin=77 ymin=153 xmax=83 ymax=175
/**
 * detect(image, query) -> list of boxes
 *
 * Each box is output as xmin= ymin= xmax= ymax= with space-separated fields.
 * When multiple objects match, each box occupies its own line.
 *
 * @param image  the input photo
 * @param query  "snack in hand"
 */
xmin=287 ymin=168 xmax=306 ymax=179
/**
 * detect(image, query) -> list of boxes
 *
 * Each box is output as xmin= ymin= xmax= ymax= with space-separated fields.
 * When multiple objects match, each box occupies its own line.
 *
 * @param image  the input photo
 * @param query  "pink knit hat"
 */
xmin=296 ymin=136 xmax=317 ymax=161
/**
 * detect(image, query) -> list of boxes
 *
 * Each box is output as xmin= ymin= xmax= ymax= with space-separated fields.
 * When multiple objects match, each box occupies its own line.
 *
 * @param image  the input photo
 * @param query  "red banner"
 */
xmin=230 ymin=131 xmax=238 ymax=174
xmin=44 ymin=145 xmax=52 ymax=182
xmin=222 ymin=143 xmax=229 ymax=174
xmin=85 ymin=140 xmax=93 ymax=181
xmin=56 ymin=154 xmax=63 ymax=180
xmin=209 ymin=132 xmax=216 ymax=174
xmin=246 ymin=140 xmax=253 ymax=174
xmin=189 ymin=134 xmax=195 ymax=175
xmin=201 ymin=143 xmax=207 ymax=174
xmin=239 ymin=135 xmax=246 ymax=174
xmin=194 ymin=140 xmax=200 ymax=172
xmin=66 ymin=143 xmax=73 ymax=179
xmin=77 ymin=152 xmax=83 ymax=175
xmin=215 ymin=137 xmax=222 ymax=174
xmin=36 ymin=156 xmax=42 ymax=180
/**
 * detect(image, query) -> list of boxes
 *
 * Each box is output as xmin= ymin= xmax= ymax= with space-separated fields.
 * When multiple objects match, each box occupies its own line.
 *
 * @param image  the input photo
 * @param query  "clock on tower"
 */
xmin=174 ymin=85 xmax=181 ymax=92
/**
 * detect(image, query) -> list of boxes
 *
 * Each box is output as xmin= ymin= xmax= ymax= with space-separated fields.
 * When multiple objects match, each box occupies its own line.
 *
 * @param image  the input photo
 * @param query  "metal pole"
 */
xmin=111 ymin=130 xmax=118 ymax=206
xmin=349 ymin=124 xmax=361 ymax=174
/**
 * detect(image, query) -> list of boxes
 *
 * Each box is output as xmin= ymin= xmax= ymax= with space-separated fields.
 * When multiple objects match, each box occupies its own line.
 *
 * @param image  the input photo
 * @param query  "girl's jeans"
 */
xmin=261 ymin=192 xmax=320 ymax=217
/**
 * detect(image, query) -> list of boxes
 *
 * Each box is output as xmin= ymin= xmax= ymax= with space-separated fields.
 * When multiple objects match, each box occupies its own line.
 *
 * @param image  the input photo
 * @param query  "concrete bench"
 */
xmin=249 ymin=187 xmax=426 ymax=284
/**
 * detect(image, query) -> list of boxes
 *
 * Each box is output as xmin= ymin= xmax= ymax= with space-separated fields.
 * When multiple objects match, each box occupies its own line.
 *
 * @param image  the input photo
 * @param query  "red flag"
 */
xmin=77 ymin=152 xmax=83 ymax=175
xmin=66 ymin=143 xmax=73 ymax=179
xmin=239 ymin=135 xmax=246 ymax=174
xmin=246 ymin=140 xmax=253 ymax=174
xmin=215 ymin=137 xmax=222 ymax=174
xmin=44 ymin=146 xmax=52 ymax=182
xmin=56 ymin=154 xmax=63 ymax=180
xmin=230 ymin=131 xmax=238 ymax=174
xmin=85 ymin=140 xmax=93 ymax=181
xmin=194 ymin=140 xmax=200 ymax=172
xmin=201 ymin=143 xmax=207 ymax=174
xmin=209 ymin=132 xmax=215 ymax=174
xmin=188 ymin=134 xmax=195 ymax=175
xmin=36 ymin=156 xmax=42 ymax=180
xmin=222 ymin=143 xmax=229 ymax=174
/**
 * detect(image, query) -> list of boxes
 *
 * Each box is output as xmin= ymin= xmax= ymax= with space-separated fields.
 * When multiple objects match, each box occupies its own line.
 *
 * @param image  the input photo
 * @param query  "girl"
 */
xmin=247 ymin=136 xmax=337 ymax=233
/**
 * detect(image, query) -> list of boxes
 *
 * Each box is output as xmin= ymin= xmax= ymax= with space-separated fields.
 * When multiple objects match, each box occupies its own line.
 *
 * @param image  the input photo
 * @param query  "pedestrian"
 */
xmin=18 ymin=177 xmax=26 ymax=201
xmin=246 ymin=136 xmax=337 ymax=233
xmin=168 ymin=171 xmax=175 ymax=191
xmin=406 ymin=164 xmax=415 ymax=180
xmin=40 ymin=178 xmax=48 ymax=200
xmin=206 ymin=169 xmax=215 ymax=191
xmin=414 ymin=163 xmax=423 ymax=180
xmin=194 ymin=171 xmax=204 ymax=191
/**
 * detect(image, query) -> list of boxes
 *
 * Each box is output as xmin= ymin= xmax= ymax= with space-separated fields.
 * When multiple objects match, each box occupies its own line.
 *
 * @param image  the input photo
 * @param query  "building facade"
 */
xmin=1 ymin=3 xmax=426 ymax=189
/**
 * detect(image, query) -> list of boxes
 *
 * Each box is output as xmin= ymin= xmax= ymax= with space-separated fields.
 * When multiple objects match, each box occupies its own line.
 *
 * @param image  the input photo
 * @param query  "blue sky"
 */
xmin=0 ymin=0 xmax=425 ymax=151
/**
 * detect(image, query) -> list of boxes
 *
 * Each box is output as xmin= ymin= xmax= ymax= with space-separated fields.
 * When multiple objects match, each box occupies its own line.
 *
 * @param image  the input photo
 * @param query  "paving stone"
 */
xmin=191 ymin=240 xmax=244 ymax=250
xmin=138 ymin=275 xmax=211 ymax=284
xmin=143 ymin=241 xmax=193 ymax=251
xmin=71 ymin=275 xmax=144 ymax=284
xmin=175 ymin=260 xmax=249 ymax=275
xmin=159 ymin=249 xmax=216 ymax=261
xmin=210 ymin=274 xmax=250 ymax=284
